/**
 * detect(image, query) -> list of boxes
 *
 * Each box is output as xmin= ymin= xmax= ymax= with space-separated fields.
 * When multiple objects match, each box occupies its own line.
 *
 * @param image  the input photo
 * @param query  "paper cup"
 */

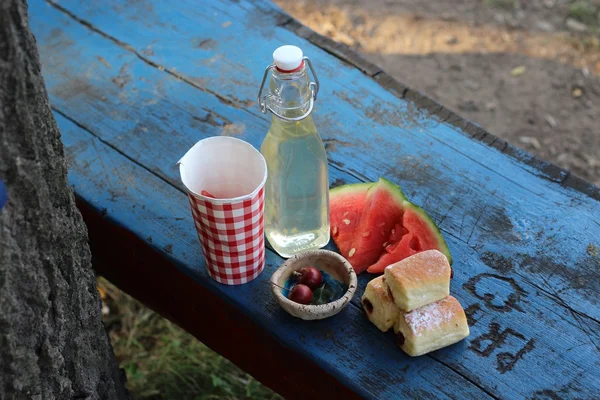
xmin=177 ymin=136 xmax=268 ymax=285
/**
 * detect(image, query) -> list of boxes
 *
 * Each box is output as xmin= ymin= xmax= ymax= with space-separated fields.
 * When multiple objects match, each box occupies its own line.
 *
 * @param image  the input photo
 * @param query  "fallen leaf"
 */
xmin=572 ymin=87 xmax=583 ymax=98
xmin=545 ymin=114 xmax=557 ymax=128
xmin=511 ymin=65 xmax=526 ymax=77
xmin=485 ymin=101 xmax=497 ymax=111
xmin=519 ymin=136 xmax=541 ymax=150
xmin=582 ymin=67 xmax=590 ymax=78
xmin=582 ymin=154 xmax=598 ymax=167
xmin=566 ymin=18 xmax=587 ymax=33
xmin=536 ymin=21 xmax=554 ymax=31
xmin=445 ymin=35 xmax=458 ymax=45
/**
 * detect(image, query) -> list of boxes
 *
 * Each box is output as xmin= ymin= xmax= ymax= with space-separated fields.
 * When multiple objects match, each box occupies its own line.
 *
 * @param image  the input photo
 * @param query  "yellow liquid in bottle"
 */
xmin=261 ymin=114 xmax=330 ymax=257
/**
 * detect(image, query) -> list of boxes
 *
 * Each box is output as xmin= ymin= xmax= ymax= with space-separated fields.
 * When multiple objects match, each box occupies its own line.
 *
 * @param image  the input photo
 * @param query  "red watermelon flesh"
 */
xmin=382 ymin=222 xmax=409 ymax=254
xmin=330 ymin=182 xmax=372 ymax=257
xmin=367 ymin=200 xmax=452 ymax=274
xmin=345 ymin=178 xmax=406 ymax=274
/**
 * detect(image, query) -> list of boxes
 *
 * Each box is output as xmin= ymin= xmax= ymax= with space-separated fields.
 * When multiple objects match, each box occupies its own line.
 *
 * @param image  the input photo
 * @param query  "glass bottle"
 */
xmin=257 ymin=45 xmax=330 ymax=258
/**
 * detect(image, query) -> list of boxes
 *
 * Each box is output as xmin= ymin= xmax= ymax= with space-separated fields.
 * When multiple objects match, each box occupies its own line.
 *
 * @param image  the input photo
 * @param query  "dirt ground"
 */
xmin=275 ymin=0 xmax=600 ymax=186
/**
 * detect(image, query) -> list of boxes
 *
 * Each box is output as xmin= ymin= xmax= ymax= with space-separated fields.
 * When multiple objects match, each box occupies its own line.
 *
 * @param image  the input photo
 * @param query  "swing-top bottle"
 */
xmin=257 ymin=45 xmax=330 ymax=258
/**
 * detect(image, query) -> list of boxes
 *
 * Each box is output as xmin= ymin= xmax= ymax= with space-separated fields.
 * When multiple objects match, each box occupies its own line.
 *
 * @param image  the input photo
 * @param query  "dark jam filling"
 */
xmin=396 ymin=332 xmax=405 ymax=347
xmin=362 ymin=298 xmax=374 ymax=314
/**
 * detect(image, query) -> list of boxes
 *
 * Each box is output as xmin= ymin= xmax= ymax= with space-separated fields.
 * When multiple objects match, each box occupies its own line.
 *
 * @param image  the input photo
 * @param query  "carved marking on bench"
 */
xmin=464 ymin=303 xmax=483 ymax=326
xmin=470 ymin=323 xmax=517 ymax=357
xmin=464 ymin=273 xmax=526 ymax=312
xmin=480 ymin=252 xmax=514 ymax=274
xmin=531 ymin=390 xmax=562 ymax=400
xmin=531 ymin=384 xmax=584 ymax=400
xmin=496 ymin=339 xmax=535 ymax=374
xmin=470 ymin=322 xmax=535 ymax=373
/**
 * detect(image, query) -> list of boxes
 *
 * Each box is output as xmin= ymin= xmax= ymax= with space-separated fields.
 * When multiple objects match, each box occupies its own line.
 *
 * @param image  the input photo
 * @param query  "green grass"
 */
xmin=98 ymin=278 xmax=283 ymax=400
xmin=568 ymin=1 xmax=599 ymax=27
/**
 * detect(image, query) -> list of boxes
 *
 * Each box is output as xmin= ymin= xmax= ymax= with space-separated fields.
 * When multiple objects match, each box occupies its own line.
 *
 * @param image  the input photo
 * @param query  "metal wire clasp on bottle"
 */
xmin=257 ymin=56 xmax=320 ymax=122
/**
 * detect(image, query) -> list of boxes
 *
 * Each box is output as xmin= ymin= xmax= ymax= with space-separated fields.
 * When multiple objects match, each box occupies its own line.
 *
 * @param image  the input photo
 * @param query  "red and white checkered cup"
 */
xmin=177 ymin=136 xmax=268 ymax=285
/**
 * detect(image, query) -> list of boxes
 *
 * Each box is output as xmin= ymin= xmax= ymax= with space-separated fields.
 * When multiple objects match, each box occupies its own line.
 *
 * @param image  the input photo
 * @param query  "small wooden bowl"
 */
xmin=270 ymin=250 xmax=357 ymax=320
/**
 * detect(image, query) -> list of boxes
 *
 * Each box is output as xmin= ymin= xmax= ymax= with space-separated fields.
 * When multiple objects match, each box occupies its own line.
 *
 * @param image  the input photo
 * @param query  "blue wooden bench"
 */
xmin=30 ymin=1 xmax=600 ymax=398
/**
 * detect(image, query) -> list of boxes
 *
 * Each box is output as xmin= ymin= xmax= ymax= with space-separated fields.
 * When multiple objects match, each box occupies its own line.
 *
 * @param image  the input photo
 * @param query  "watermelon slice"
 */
xmin=329 ymin=177 xmax=451 ymax=275
xmin=367 ymin=200 xmax=452 ymax=273
xmin=344 ymin=178 xmax=406 ymax=274
xmin=330 ymin=182 xmax=372 ymax=257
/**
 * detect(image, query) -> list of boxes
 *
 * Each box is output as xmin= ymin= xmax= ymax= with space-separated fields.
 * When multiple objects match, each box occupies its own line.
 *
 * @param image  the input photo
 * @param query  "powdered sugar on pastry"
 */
xmin=405 ymin=298 xmax=453 ymax=336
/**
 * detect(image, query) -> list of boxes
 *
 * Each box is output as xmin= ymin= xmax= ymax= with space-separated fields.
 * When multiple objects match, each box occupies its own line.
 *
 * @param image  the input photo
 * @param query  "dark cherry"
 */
xmin=450 ymin=266 xmax=454 ymax=279
xmin=293 ymin=266 xmax=323 ymax=289
xmin=289 ymin=284 xmax=313 ymax=305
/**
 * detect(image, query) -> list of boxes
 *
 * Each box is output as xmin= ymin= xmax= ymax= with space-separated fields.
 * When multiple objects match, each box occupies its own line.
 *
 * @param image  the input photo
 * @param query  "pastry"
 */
xmin=384 ymin=249 xmax=451 ymax=312
xmin=393 ymin=295 xmax=470 ymax=357
xmin=361 ymin=275 xmax=399 ymax=332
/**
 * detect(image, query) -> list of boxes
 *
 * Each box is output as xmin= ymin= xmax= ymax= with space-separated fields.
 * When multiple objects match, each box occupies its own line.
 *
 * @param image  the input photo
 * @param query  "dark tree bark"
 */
xmin=0 ymin=1 xmax=129 ymax=399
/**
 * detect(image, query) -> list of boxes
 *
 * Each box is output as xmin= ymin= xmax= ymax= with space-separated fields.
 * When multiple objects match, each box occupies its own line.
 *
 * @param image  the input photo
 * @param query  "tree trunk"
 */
xmin=0 ymin=1 xmax=129 ymax=399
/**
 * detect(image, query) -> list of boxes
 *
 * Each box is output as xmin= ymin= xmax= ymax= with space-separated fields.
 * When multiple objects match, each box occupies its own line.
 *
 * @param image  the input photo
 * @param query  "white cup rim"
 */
xmin=177 ymin=136 xmax=268 ymax=204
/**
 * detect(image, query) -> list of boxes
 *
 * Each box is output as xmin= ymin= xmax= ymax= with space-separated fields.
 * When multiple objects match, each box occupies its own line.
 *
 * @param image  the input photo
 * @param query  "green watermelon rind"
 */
xmin=375 ymin=177 xmax=407 ymax=204
xmin=330 ymin=178 xmax=404 ymax=202
xmin=330 ymin=181 xmax=373 ymax=198
xmin=401 ymin=200 xmax=453 ymax=265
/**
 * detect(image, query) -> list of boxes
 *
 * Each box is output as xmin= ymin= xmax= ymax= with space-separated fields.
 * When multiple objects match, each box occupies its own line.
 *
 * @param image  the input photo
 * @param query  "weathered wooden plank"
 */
xmin=43 ymin=0 xmax=600 ymax=197
xmin=55 ymin=112 xmax=490 ymax=399
xmin=29 ymin=1 xmax=600 ymax=398
xmin=43 ymin=1 xmax=600 ymax=219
